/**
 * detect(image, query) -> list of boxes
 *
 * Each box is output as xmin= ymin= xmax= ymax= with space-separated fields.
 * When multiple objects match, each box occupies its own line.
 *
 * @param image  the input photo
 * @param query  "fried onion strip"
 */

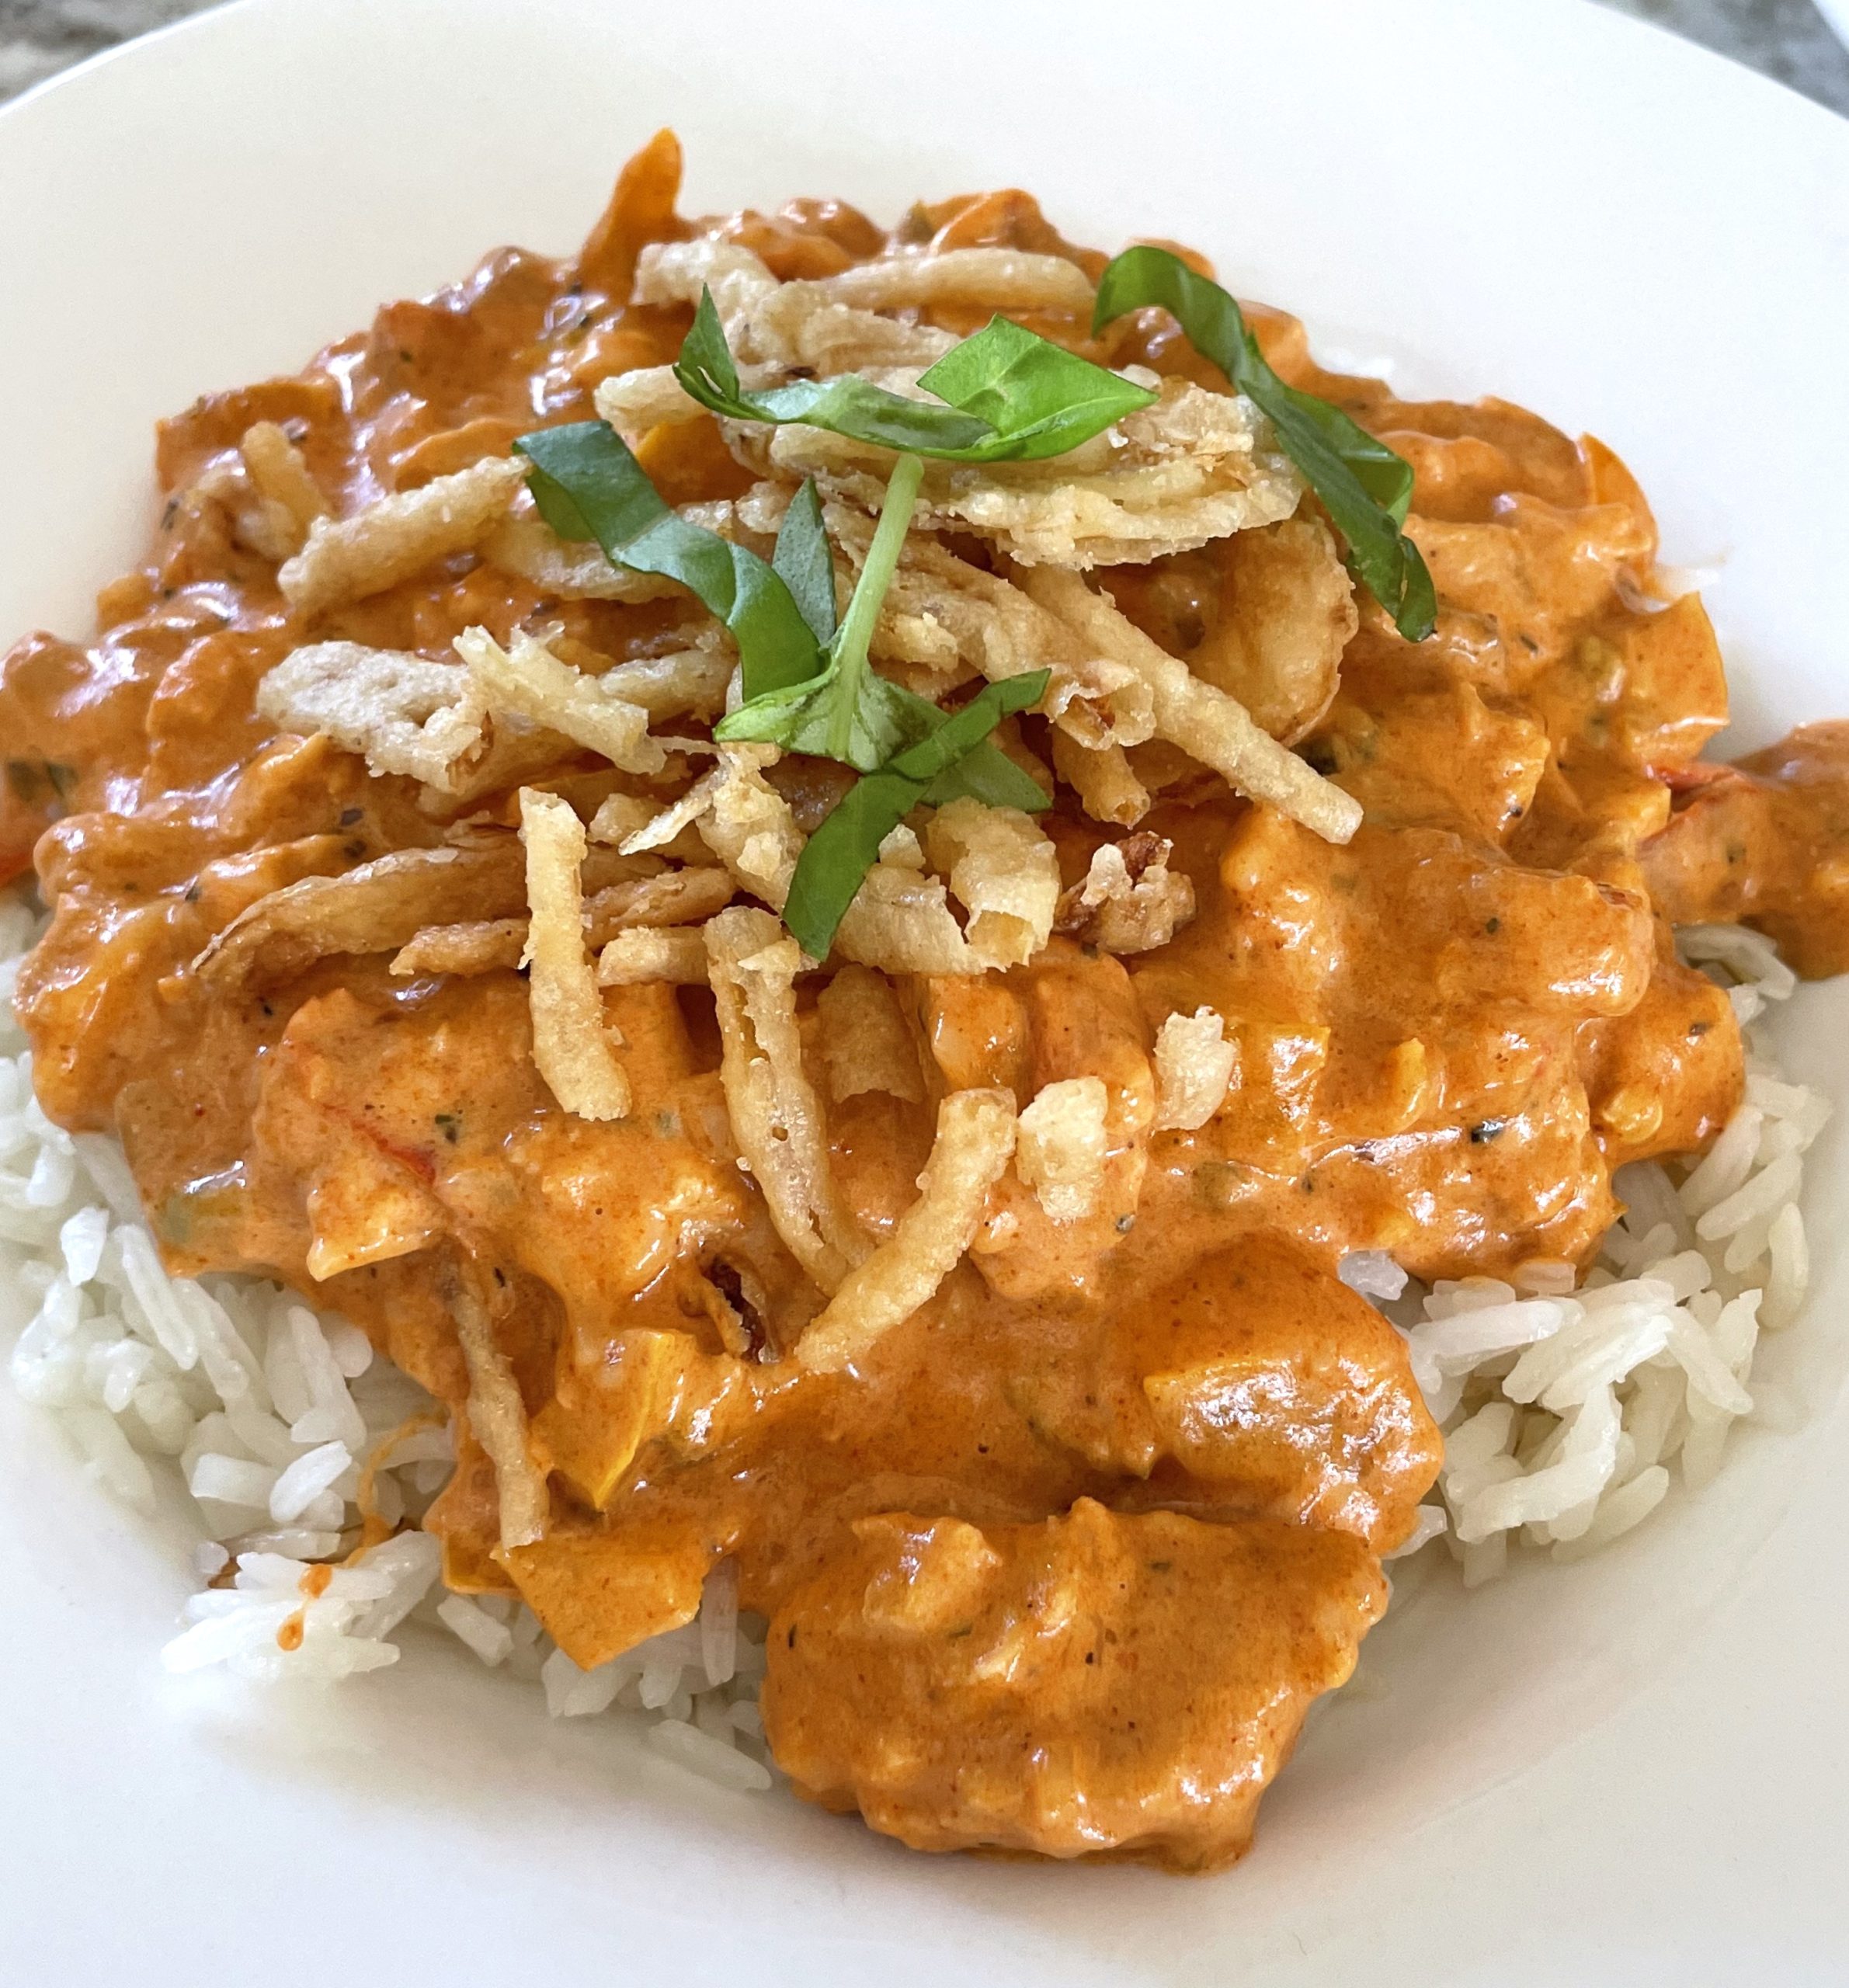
xmin=240 ymin=421 xmax=328 ymax=537
xmin=816 ymin=964 xmax=924 ymax=1103
xmin=704 ymin=907 xmax=866 ymax=1291
xmin=389 ymin=865 xmax=735 ymax=978
xmin=193 ymin=843 xmax=527 ymax=991
xmin=1023 ymin=568 xmax=1363 ymax=843
xmin=924 ymin=798 xmax=1059 ymax=970
xmin=1016 ymin=1076 xmax=1110 ymax=1222
xmin=519 ymin=788 xmax=630 ymax=1121
xmin=796 ymin=1088 xmax=1018 ymax=1375
xmin=456 ymin=627 xmax=679 ymax=775
xmin=1153 ymin=1006 xmax=1238 ymax=1131
xmin=1051 ymin=729 xmax=1151 ymax=827
xmin=256 ymin=643 xmax=489 ymax=794
xmin=1055 ymin=832 xmax=1197 ymax=954
xmin=278 ymin=456 xmax=525 ymax=618
xmin=451 ymin=1279 xmax=548 ymax=1552
xmin=596 ymin=926 xmax=710 ymax=985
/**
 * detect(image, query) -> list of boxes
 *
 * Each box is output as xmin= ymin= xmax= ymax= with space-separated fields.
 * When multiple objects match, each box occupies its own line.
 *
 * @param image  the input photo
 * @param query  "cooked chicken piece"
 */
xmin=762 ymin=1499 xmax=1385 ymax=1868
xmin=1009 ymin=1240 xmax=1441 ymax=1552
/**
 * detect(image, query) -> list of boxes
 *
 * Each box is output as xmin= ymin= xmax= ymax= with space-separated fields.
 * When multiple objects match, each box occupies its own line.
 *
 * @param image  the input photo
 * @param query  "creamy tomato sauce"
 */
xmin=5 ymin=132 xmax=1847 ymax=1869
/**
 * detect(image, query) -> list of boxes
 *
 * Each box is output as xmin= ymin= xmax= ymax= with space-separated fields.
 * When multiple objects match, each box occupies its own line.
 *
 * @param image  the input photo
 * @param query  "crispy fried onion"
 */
xmin=224 ymin=420 xmax=328 ymax=561
xmin=1152 ymin=1006 xmax=1238 ymax=1131
xmin=259 ymin=635 xmax=683 ymax=805
xmin=480 ymin=512 xmax=686 ymax=601
xmin=193 ymin=842 xmax=527 ymax=991
xmin=598 ymin=239 xmax=958 ymax=433
xmin=454 ymin=625 xmax=700 ymax=775
xmin=629 ymin=748 xmax=1056 ymax=975
xmin=1051 ymin=729 xmax=1151 ymax=829
xmin=544 ymin=637 xmax=732 ymax=728
xmin=595 ymin=926 xmax=710 ymax=985
xmin=1024 ymin=568 xmax=1363 ymax=844
xmin=480 ymin=495 xmax=756 ymax=605
xmin=923 ymin=797 xmax=1059 ymax=970
xmin=1015 ymin=1076 xmax=1110 ymax=1222
xmin=258 ymin=643 xmax=493 ymax=792
xmin=278 ymin=455 xmax=526 ymax=618
xmin=750 ymin=374 xmax=1302 ymax=569
xmin=824 ymin=503 xmax=1154 ymax=754
xmin=1055 ymin=832 xmax=1197 ymax=954
xmin=795 ymin=1088 xmax=1018 ymax=1375
xmin=519 ymin=788 xmax=630 ymax=1121
xmin=815 ymin=963 xmax=924 ymax=1103
xmin=704 ymin=906 xmax=867 ymax=1293
xmin=391 ymin=866 xmax=734 ymax=978
xmin=450 ymin=1276 xmax=548 ymax=1552
xmin=601 ymin=238 xmax=1096 ymax=434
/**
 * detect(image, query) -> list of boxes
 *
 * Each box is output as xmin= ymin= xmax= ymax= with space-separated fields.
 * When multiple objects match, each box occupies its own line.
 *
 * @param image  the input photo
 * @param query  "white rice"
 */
xmin=1357 ymin=920 xmax=1828 ymax=1584
xmin=0 ymin=888 xmax=1826 ymax=1750
xmin=0 ymin=888 xmax=767 ymax=1790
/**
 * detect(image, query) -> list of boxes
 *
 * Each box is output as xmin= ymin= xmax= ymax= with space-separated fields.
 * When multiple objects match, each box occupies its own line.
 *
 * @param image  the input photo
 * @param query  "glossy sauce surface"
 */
xmin=6 ymin=134 xmax=1847 ymax=1868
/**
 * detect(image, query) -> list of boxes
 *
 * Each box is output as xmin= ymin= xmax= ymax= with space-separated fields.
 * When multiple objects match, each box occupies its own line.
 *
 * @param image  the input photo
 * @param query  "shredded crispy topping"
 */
xmin=278 ymin=455 xmax=525 ymax=618
xmin=1055 ymin=833 xmax=1197 ymax=955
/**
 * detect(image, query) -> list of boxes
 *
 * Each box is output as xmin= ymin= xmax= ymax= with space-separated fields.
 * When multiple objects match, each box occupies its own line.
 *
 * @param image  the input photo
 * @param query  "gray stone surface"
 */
xmin=2 ymin=0 xmax=1847 ymax=111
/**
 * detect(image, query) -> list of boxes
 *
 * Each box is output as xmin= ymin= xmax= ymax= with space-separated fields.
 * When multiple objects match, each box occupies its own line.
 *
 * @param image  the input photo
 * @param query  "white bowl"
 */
xmin=2 ymin=2 xmax=1847 ymax=1982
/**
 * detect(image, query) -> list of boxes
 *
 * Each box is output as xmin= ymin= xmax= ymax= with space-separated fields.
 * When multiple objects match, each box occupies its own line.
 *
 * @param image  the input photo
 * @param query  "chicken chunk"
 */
xmin=762 ymin=1499 xmax=1385 ymax=1869
xmin=1009 ymin=1240 xmax=1442 ymax=1552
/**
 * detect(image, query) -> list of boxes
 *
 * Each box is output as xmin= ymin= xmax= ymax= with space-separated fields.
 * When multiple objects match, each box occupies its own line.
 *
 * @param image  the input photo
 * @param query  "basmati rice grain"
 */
xmin=437 ymin=1594 xmax=515 ymax=1667
xmin=71 ymin=1133 xmax=141 ymax=1223
xmin=1764 ymin=1203 xmax=1809 ymax=1329
xmin=1338 ymin=1250 xmax=1409 ymax=1302
xmin=700 ymin=1559 xmax=739 ymax=1687
xmin=648 ymin=1717 xmax=774 ymax=1792
xmin=541 ymin=1646 xmax=630 ymax=1718
xmin=1678 ymin=1105 xmax=1764 ymax=1219
xmin=114 ymin=1226 xmax=197 ymax=1369
xmin=58 ymin=1205 xmax=109 ymax=1285
xmin=1553 ymin=1465 xmax=1671 ymax=1561
xmin=188 ymin=1454 xmax=280 ymax=1509
xmin=1383 ymin=1504 xmax=1448 ymax=1559
xmin=269 ymin=1440 xmax=353 ymax=1523
xmin=322 ymin=1316 xmax=374 ymax=1378
xmin=64 ymin=1405 xmax=157 ymax=1509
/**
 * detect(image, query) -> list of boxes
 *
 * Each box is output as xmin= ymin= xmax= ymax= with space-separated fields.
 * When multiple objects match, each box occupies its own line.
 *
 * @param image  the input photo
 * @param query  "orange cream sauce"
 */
xmin=6 ymin=130 xmax=1847 ymax=1868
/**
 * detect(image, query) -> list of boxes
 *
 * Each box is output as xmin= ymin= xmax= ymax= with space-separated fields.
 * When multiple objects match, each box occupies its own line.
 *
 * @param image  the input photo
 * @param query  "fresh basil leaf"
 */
xmin=771 ymin=480 xmax=837 ymax=645
xmin=718 ymin=454 xmax=926 ymax=769
xmin=1091 ymin=245 xmax=1436 ymax=641
xmin=676 ymin=289 xmax=995 ymax=454
xmin=714 ymin=655 xmax=932 ymax=771
xmin=783 ymin=672 xmax=1050 ymax=960
xmin=514 ymin=422 xmax=822 ymax=696
xmin=674 ymin=289 xmax=1156 ymax=464
xmin=913 ymin=316 xmax=1156 ymax=462
xmin=921 ymin=736 xmax=1052 ymax=812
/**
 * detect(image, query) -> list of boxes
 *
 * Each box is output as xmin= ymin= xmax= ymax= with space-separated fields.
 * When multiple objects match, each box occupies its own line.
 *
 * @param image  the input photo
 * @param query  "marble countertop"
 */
xmin=2 ymin=0 xmax=1848 ymax=109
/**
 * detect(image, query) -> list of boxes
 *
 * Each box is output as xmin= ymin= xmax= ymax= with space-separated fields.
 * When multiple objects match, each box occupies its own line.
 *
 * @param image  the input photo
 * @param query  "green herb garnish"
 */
xmin=784 ymin=670 xmax=1051 ymax=961
xmin=715 ymin=455 xmax=927 ymax=771
xmin=718 ymin=454 xmax=1048 ymax=805
xmin=1091 ymin=246 xmax=1436 ymax=641
xmin=513 ymin=425 xmax=1050 ymax=954
xmin=514 ymin=422 xmax=820 ymax=695
xmin=673 ymin=288 xmax=1157 ymax=464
